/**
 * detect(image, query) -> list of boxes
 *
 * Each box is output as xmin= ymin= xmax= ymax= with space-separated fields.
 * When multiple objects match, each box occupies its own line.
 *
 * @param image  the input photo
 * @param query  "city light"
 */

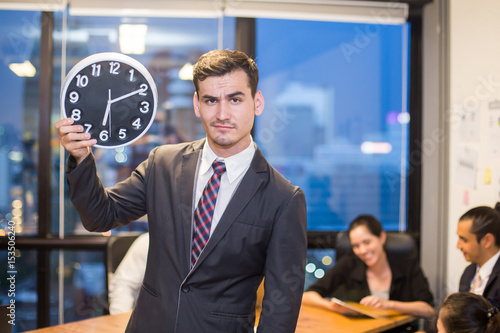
xmin=314 ymin=269 xmax=325 ymax=279
xmin=12 ymin=199 xmax=23 ymax=209
xmin=9 ymin=60 xmax=36 ymax=77
xmin=305 ymin=262 xmax=316 ymax=273
xmin=360 ymin=142 xmax=392 ymax=154
xmin=321 ymin=256 xmax=333 ymax=266
xmin=8 ymin=151 xmax=23 ymax=162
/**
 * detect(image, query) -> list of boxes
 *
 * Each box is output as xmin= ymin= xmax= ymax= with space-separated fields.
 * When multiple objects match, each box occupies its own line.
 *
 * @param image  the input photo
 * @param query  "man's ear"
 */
xmin=481 ymin=233 xmax=495 ymax=249
xmin=193 ymin=92 xmax=200 ymax=118
xmin=254 ymin=91 xmax=264 ymax=116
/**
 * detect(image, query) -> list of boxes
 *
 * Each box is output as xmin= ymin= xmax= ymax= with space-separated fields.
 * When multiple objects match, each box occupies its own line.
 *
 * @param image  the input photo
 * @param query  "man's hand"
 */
xmin=55 ymin=117 xmax=97 ymax=165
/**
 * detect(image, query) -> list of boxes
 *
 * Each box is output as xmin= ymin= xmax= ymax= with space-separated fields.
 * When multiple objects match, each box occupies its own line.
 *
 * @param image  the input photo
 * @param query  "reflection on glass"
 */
xmin=0 ymin=249 xmax=38 ymax=332
xmin=0 ymin=10 xmax=41 ymax=236
xmin=49 ymin=250 xmax=106 ymax=325
xmin=52 ymin=14 xmax=235 ymax=235
xmin=255 ymin=19 xmax=410 ymax=232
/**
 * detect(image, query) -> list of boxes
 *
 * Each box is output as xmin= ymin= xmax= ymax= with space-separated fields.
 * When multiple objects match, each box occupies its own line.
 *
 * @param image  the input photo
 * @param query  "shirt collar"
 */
xmin=200 ymin=137 xmax=256 ymax=184
xmin=477 ymin=249 xmax=500 ymax=280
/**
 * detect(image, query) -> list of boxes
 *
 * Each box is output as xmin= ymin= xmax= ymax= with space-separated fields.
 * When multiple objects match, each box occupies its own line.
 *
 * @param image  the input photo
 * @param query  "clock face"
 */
xmin=60 ymin=52 xmax=158 ymax=149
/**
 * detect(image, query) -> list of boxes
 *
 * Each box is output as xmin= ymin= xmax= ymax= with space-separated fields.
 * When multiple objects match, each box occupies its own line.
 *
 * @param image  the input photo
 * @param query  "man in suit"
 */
xmin=457 ymin=205 xmax=500 ymax=307
xmin=55 ymin=50 xmax=307 ymax=332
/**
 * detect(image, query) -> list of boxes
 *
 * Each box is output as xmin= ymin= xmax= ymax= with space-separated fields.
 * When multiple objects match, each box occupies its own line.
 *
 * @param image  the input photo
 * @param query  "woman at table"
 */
xmin=302 ymin=214 xmax=435 ymax=319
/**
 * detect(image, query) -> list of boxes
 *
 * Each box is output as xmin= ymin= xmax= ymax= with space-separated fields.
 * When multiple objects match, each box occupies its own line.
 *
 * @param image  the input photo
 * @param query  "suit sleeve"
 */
xmin=407 ymin=259 xmax=435 ymax=306
xmin=257 ymin=188 xmax=307 ymax=333
xmin=66 ymin=149 xmax=154 ymax=232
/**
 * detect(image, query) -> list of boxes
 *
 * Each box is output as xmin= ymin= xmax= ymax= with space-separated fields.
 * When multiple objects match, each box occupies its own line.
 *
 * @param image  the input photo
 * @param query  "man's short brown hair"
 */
xmin=192 ymin=50 xmax=259 ymax=97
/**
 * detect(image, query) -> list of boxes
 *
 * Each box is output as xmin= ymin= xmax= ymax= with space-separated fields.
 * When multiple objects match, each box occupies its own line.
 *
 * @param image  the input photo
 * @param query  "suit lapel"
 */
xmin=180 ymin=140 xmax=204 ymax=270
xmin=191 ymin=147 xmax=268 ymax=269
xmin=485 ymin=255 xmax=500 ymax=295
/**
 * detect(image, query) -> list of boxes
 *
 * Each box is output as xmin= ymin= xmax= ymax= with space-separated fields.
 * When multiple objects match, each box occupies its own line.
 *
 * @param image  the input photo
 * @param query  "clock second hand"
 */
xmin=102 ymin=89 xmax=112 ymax=126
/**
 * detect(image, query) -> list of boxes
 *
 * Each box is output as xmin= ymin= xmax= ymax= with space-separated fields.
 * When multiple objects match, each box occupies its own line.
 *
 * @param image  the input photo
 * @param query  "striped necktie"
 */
xmin=191 ymin=160 xmax=226 ymax=268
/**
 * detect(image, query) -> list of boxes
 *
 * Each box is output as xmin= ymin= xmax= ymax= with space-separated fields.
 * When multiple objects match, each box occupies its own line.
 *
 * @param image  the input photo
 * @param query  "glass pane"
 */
xmin=305 ymin=249 xmax=335 ymax=290
xmin=255 ymin=19 xmax=410 ymax=232
xmin=0 ymin=10 xmax=41 ymax=236
xmin=52 ymin=15 xmax=236 ymax=235
xmin=0 ymin=249 xmax=38 ymax=332
xmin=49 ymin=250 xmax=107 ymax=325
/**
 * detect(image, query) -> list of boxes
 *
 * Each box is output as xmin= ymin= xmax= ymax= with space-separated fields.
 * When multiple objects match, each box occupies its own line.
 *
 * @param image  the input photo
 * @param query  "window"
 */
xmin=0 ymin=10 xmax=41 ymax=236
xmin=254 ymin=18 xmax=410 ymax=288
xmin=255 ymin=19 xmax=410 ymax=232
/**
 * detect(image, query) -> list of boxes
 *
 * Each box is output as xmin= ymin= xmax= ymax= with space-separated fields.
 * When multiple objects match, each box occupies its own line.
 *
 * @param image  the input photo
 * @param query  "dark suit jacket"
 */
xmin=459 ymin=255 xmax=500 ymax=307
xmin=66 ymin=139 xmax=308 ymax=333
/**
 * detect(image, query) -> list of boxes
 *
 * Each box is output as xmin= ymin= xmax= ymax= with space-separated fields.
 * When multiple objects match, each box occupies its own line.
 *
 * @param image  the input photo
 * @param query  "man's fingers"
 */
xmin=54 ymin=117 xmax=74 ymax=129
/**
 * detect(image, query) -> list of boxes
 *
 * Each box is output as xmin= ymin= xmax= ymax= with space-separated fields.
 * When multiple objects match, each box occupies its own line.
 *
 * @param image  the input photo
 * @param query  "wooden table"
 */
xmin=24 ymin=305 xmax=414 ymax=333
xmin=293 ymin=305 xmax=415 ymax=333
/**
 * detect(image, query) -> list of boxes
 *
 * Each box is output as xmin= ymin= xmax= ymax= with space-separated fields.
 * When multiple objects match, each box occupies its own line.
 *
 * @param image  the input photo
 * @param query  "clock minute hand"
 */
xmin=102 ymin=89 xmax=112 ymax=126
xmin=109 ymin=87 xmax=145 ymax=104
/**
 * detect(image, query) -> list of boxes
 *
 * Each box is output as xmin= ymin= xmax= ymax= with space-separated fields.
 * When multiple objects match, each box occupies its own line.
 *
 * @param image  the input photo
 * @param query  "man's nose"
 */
xmin=216 ymin=101 xmax=230 ymax=120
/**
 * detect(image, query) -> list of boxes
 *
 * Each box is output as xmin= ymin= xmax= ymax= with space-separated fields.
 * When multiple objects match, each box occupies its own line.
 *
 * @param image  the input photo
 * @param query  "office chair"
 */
xmin=0 ymin=305 xmax=13 ymax=332
xmin=335 ymin=231 xmax=417 ymax=262
xmin=106 ymin=233 xmax=142 ymax=275
xmin=105 ymin=233 xmax=142 ymax=301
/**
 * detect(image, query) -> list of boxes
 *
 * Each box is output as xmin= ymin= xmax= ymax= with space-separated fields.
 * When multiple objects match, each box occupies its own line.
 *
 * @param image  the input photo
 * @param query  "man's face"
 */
xmin=193 ymin=69 xmax=264 ymax=157
xmin=457 ymin=219 xmax=485 ymax=266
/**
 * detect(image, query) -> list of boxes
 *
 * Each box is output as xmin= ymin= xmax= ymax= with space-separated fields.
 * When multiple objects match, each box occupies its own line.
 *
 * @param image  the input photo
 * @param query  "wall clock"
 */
xmin=60 ymin=52 xmax=158 ymax=149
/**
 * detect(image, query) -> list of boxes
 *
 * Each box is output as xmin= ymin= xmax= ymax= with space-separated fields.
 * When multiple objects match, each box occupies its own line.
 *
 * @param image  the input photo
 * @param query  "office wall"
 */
xmin=422 ymin=0 xmax=500 ymax=301
xmin=446 ymin=0 xmax=500 ymax=292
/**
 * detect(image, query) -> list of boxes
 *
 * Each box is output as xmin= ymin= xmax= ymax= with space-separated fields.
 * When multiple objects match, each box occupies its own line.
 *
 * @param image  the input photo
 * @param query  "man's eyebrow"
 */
xmin=227 ymin=91 xmax=244 ymax=98
xmin=200 ymin=91 xmax=245 ymax=100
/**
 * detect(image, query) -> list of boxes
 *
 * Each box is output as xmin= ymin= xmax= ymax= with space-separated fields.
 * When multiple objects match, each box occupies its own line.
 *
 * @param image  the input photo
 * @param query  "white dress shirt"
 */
xmin=193 ymin=137 xmax=255 ymax=236
xmin=471 ymin=249 xmax=500 ymax=295
xmin=109 ymin=232 xmax=149 ymax=314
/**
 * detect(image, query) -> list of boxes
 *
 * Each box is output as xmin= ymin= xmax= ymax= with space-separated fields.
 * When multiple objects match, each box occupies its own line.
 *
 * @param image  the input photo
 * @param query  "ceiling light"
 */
xmin=179 ymin=62 xmax=194 ymax=81
xmin=119 ymin=24 xmax=148 ymax=54
xmin=9 ymin=61 xmax=36 ymax=77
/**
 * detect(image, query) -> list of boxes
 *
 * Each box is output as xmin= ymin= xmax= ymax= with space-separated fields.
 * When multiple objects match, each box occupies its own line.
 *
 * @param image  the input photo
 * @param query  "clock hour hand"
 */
xmin=102 ymin=89 xmax=112 ymax=126
xmin=109 ymin=87 xmax=145 ymax=104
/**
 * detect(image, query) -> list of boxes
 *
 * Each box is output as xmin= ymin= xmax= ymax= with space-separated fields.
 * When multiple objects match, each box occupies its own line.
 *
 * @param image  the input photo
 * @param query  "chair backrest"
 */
xmin=0 ymin=304 xmax=13 ymax=332
xmin=106 ymin=233 xmax=141 ymax=275
xmin=335 ymin=231 xmax=417 ymax=262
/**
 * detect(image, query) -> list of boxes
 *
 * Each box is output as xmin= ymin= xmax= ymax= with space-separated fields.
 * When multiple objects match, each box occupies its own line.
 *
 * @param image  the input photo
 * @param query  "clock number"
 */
xmin=91 ymin=64 xmax=101 ymax=77
xmin=139 ymin=101 xmax=150 ymax=113
xmin=76 ymin=74 xmax=88 ymax=88
xmin=83 ymin=123 xmax=92 ymax=133
xmin=109 ymin=62 xmax=120 ymax=74
xmin=69 ymin=91 xmax=79 ymax=103
xmin=129 ymin=69 xmax=135 ymax=81
xmin=118 ymin=128 xmax=127 ymax=139
xmin=131 ymin=117 xmax=142 ymax=130
xmin=71 ymin=109 xmax=82 ymax=121
xmin=99 ymin=130 xmax=109 ymax=142
xmin=139 ymin=83 xmax=148 ymax=96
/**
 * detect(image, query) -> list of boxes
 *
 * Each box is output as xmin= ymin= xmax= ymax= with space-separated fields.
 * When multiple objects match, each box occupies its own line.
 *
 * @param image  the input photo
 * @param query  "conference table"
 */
xmin=24 ymin=305 xmax=415 ymax=333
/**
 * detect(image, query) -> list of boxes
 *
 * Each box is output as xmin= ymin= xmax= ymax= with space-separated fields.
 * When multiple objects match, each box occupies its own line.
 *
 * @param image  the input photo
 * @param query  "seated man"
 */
xmin=109 ymin=232 xmax=149 ymax=314
xmin=457 ymin=203 xmax=500 ymax=307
